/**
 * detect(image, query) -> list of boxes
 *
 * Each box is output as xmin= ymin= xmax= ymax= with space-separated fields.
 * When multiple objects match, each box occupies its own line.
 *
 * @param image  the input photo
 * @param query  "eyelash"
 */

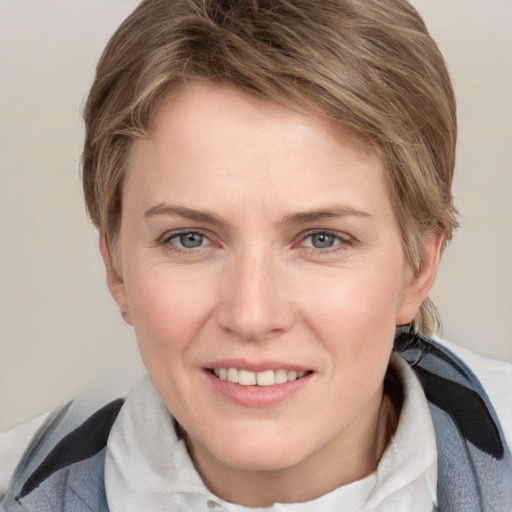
xmin=159 ymin=229 xmax=212 ymax=254
xmin=158 ymin=229 xmax=354 ymax=256
xmin=298 ymin=230 xmax=353 ymax=254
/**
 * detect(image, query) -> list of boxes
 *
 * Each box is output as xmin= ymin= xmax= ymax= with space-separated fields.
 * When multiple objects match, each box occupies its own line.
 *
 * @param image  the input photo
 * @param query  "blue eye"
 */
xmin=299 ymin=231 xmax=353 ymax=254
xmin=308 ymin=233 xmax=338 ymax=249
xmin=169 ymin=231 xmax=208 ymax=249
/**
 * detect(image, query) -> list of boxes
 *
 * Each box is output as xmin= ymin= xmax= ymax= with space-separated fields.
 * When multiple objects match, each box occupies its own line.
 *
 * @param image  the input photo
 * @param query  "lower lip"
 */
xmin=204 ymin=370 xmax=313 ymax=407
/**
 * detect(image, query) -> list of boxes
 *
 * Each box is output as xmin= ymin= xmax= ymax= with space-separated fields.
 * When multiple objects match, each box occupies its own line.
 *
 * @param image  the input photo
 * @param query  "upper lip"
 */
xmin=205 ymin=359 xmax=311 ymax=372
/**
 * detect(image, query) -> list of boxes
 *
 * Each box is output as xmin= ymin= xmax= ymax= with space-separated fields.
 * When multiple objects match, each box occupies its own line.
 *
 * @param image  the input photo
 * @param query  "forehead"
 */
xmin=123 ymin=81 xmax=391 ymax=223
xmin=148 ymin=81 xmax=376 ymax=157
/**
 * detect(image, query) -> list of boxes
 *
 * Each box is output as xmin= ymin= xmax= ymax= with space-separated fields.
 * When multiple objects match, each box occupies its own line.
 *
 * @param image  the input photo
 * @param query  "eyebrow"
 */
xmin=281 ymin=206 xmax=373 ymax=225
xmin=144 ymin=203 xmax=373 ymax=226
xmin=144 ymin=203 xmax=225 ymax=225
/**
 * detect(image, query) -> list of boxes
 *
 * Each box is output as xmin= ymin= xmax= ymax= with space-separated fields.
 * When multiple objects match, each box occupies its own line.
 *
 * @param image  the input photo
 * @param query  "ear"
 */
xmin=396 ymin=233 xmax=444 ymax=325
xmin=99 ymin=235 xmax=133 ymax=326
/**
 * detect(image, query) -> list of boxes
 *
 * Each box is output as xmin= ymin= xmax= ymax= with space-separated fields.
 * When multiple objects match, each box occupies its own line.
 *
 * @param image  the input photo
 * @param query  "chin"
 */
xmin=192 ymin=425 xmax=314 ymax=473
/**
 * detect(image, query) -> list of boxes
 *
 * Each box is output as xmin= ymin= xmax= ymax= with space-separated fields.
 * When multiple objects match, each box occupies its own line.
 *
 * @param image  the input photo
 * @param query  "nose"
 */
xmin=216 ymin=248 xmax=296 ymax=342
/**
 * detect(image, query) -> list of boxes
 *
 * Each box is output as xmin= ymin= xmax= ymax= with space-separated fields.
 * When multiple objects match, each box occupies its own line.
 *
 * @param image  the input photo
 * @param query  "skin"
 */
xmin=101 ymin=82 xmax=442 ymax=507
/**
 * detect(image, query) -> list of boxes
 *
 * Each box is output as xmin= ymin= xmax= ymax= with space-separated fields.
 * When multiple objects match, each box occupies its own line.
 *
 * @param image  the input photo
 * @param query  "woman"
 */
xmin=1 ymin=0 xmax=511 ymax=511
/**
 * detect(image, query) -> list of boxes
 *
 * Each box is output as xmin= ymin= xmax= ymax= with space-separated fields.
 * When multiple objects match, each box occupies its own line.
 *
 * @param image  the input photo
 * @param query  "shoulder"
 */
xmin=0 ymin=396 xmax=124 ymax=511
xmin=395 ymin=329 xmax=512 ymax=509
xmin=0 ymin=413 xmax=48 ymax=498
xmin=433 ymin=335 xmax=512 ymax=451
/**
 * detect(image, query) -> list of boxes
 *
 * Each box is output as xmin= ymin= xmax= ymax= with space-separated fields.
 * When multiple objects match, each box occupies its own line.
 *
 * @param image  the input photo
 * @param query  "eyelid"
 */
xmin=159 ymin=228 xmax=215 ymax=252
xmin=294 ymin=229 xmax=355 ymax=257
xmin=160 ymin=228 xmax=207 ymax=242
xmin=298 ymin=229 xmax=352 ymax=245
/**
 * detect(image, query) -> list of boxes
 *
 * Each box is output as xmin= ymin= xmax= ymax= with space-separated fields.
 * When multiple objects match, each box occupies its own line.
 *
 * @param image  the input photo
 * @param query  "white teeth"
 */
xmin=287 ymin=370 xmax=298 ymax=381
xmin=256 ymin=370 xmax=275 ymax=386
xmin=274 ymin=369 xmax=288 ymax=384
xmin=227 ymin=368 xmax=239 ymax=383
xmin=239 ymin=369 xmax=256 ymax=385
xmin=213 ymin=367 xmax=308 ymax=386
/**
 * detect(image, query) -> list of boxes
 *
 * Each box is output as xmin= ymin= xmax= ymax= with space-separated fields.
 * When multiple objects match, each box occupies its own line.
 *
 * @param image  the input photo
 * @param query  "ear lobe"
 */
xmin=396 ymin=233 xmax=444 ymax=326
xmin=99 ymin=235 xmax=133 ymax=326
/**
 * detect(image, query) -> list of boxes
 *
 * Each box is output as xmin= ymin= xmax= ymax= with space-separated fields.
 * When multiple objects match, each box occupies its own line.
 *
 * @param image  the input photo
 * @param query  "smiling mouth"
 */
xmin=208 ymin=368 xmax=312 ymax=386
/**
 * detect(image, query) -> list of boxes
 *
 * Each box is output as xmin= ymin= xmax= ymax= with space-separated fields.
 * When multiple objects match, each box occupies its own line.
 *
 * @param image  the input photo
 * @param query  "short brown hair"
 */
xmin=82 ymin=0 xmax=458 ymax=334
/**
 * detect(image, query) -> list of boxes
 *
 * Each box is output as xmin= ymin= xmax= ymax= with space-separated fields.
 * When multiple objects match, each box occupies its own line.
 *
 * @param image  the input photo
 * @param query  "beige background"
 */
xmin=1 ymin=0 xmax=511 ymax=432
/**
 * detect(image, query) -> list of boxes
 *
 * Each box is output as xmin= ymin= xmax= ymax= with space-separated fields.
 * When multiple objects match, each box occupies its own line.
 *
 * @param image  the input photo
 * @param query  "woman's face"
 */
xmin=105 ymin=82 xmax=439 ymax=504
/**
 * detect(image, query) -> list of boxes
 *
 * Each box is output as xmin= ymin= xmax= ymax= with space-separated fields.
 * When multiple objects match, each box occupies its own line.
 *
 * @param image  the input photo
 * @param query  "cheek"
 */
xmin=299 ymin=262 xmax=404 ymax=333
xmin=123 ymin=265 xmax=214 ymax=372
xmin=296 ymin=262 xmax=403 ymax=374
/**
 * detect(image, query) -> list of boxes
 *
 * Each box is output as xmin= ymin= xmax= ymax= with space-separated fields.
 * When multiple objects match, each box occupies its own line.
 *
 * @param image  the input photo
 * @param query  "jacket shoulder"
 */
xmin=432 ymin=335 xmax=512 ymax=451
xmin=0 ymin=414 xmax=48 ymax=499
xmin=395 ymin=328 xmax=512 ymax=510
xmin=1 ymin=396 xmax=123 ymax=512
